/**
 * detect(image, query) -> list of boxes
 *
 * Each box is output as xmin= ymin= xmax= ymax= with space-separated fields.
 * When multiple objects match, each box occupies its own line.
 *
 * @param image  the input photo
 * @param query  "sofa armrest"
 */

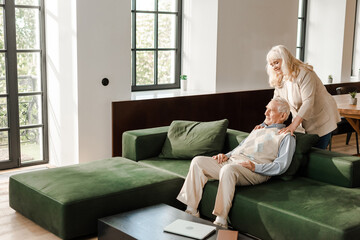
xmin=305 ymin=148 xmax=360 ymax=187
xmin=122 ymin=126 xmax=169 ymax=161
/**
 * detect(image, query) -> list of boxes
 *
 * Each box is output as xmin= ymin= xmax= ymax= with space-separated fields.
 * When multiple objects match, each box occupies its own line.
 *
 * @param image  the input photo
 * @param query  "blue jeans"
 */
xmin=314 ymin=132 xmax=332 ymax=149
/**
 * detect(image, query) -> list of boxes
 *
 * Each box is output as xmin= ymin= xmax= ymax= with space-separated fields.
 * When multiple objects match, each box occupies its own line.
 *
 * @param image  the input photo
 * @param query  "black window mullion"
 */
xmin=13 ymin=5 xmax=40 ymax=9
xmin=140 ymin=48 xmax=176 ymax=51
xmin=297 ymin=0 xmax=307 ymax=61
xmin=17 ymin=49 xmax=41 ymax=53
xmin=19 ymin=124 xmax=43 ymax=130
xmin=18 ymin=91 xmax=43 ymax=96
xmin=175 ymin=0 xmax=182 ymax=89
xmin=351 ymin=0 xmax=359 ymax=76
xmin=132 ymin=50 xmax=136 ymax=86
xmin=131 ymin=0 xmax=136 ymax=86
xmin=301 ymin=0 xmax=308 ymax=61
xmin=40 ymin=0 xmax=48 ymax=164
xmin=4 ymin=0 xmax=21 ymax=168
xmin=136 ymin=10 xmax=178 ymax=14
xmin=154 ymin=0 xmax=158 ymax=86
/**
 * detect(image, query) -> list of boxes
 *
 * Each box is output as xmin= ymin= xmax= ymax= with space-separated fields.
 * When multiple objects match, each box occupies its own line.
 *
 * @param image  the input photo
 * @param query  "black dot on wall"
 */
xmin=102 ymin=78 xmax=109 ymax=86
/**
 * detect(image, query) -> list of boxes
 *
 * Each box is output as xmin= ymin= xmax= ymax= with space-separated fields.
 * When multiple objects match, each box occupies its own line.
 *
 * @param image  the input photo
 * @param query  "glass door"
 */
xmin=0 ymin=0 xmax=48 ymax=170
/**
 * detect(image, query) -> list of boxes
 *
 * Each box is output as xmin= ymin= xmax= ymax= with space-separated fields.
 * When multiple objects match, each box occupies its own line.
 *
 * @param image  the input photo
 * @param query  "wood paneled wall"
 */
xmin=112 ymin=82 xmax=360 ymax=157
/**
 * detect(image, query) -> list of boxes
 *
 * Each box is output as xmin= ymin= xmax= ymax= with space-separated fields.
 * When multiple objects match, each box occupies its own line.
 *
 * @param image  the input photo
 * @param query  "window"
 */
xmin=131 ymin=0 xmax=182 ymax=91
xmin=296 ymin=0 xmax=307 ymax=61
xmin=0 ymin=0 xmax=48 ymax=170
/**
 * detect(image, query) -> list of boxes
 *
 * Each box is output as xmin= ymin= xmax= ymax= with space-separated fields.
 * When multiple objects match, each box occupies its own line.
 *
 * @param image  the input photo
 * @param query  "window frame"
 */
xmin=296 ymin=0 xmax=308 ymax=61
xmin=131 ymin=0 xmax=182 ymax=91
xmin=0 ymin=0 xmax=48 ymax=170
xmin=352 ymin=0 xmax=359 ymax=76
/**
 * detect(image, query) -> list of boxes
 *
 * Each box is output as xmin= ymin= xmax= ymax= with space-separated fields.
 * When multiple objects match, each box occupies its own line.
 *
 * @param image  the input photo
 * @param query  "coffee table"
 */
xmin=98 ymin=204 xmax=253 ymax=240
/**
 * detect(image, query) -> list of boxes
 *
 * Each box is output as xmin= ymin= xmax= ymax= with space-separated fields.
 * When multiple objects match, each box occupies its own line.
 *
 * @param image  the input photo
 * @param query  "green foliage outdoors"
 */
xmin=0 ymin=3 xmax=42 ymax=159
xmin=135 ymin=1 xmax=176 ymax=86
xmin=15 ymin=0 xmax=39 ymax=6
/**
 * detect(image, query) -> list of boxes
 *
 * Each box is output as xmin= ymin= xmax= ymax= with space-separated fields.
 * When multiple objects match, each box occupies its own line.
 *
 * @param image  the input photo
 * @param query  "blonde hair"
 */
xmin=266 ymin=45 xmax=313 ymax=88
xmin=272 ymin=96 xmax=290 ymax=120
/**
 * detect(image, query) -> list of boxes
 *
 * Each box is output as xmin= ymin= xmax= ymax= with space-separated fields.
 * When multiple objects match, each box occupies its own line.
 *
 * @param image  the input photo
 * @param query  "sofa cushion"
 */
xmin=279 ymin=132 xmax=319 ymax=180
xmin=199 ymin=177 xmax=360 ymax=240
xmin=9 ymin=157 xmax=184 ymax=239
xmin=159 ymin=119 xmax=229 ymax=159
xmin=141 ymin=157 xmax=191 ymax=178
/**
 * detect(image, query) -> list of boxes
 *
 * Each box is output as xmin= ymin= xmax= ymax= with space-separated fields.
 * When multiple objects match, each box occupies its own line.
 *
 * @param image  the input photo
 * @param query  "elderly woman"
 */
xmin=266 ymin=45 xmax=340 ymax=149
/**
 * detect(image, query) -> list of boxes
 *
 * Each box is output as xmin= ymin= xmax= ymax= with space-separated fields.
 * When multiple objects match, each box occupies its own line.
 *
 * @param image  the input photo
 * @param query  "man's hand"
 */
xmin=239 ymin=160 xmax=255 ymax=172
xmin=213 ymin=154 xmax=229 ymax=164
xmin=278 ymin=122 xmax=297 ymax=135
xmin=278 ymin=115 xmax=303 ymax=135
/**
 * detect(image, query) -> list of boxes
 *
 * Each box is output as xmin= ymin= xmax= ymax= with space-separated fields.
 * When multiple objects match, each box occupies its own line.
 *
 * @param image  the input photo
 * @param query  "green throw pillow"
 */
xmin=279 ymin=132 xmax=320 ymax=180
xmin=159 ymin=119 xmax=229 ymax=159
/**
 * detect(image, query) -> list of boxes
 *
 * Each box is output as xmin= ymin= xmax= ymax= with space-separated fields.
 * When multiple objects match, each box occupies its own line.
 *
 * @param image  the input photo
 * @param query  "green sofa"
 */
xmin=9 ymin=157 xmax=184 ymax=239
xmin=9 ymin=126 xmax=360 ymax=240
xmin=122 ymin=126 xmax=360 ymax=240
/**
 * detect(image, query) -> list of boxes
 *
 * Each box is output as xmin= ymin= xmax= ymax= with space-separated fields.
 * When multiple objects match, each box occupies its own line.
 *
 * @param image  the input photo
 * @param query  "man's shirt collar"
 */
xmin=261 ymin=123 xmax=286 ymax=129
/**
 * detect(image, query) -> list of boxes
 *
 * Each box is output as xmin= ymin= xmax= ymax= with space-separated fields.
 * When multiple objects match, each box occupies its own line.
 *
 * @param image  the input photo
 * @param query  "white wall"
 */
xmin=182 ymin=0 xmax=218 ymax=92
xmin=76 ymin=0 xmax=131 ymax=163
xmin=45 ymin=0 xmax=79 ymax=166
xmin=45 ymin=0 xmax=131 ymax=166
xmin=44 ymin=0 xmax=303 ymax=166
xmin=216 ymin=0 xmax=298 ymax=92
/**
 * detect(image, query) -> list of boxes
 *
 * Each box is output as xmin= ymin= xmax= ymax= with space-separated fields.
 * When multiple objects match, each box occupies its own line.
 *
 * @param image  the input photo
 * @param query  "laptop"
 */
xmin=164 ymin=219 xmax=217 ymax=239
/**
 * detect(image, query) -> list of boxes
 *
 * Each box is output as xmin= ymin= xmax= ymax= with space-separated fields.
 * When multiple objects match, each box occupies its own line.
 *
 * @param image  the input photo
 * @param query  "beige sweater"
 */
xmin=231 ymin=128 xmax=289 ymax=165
xmin=274 ymin=68 xmax=340 ymax=137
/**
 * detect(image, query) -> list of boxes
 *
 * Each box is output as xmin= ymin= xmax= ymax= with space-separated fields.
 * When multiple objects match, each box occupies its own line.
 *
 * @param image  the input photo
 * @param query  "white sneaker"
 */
xmin=213 ymin=216 xmax=228 ymax=229
xmin=213 ymin=220 xmax=228 ymax=229
xmin=185 ymin=209 xmax=200 ymax=218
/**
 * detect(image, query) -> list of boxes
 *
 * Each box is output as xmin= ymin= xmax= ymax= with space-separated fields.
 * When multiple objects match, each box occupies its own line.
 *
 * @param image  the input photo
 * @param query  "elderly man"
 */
xmin=177 ymin=97 xmax=296 ymax=228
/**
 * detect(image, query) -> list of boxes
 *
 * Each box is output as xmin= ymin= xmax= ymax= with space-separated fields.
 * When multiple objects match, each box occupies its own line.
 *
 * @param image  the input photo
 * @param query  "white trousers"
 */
xmin=177 ymin=156 xmax=270 ymax=219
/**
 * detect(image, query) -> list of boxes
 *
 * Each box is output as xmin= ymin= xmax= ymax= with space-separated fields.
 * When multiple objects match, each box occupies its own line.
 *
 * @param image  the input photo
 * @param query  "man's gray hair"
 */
xmin=272 ymin=97 xmax=290 ymax=120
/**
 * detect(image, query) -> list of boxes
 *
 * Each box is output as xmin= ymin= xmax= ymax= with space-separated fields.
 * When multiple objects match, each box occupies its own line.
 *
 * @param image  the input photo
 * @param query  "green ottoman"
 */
xmin=9 ymin=157 xmax=184 ymax=239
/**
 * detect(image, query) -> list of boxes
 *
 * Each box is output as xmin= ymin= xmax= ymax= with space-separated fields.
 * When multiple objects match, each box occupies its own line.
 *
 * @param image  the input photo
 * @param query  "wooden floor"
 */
xmin=329 ymin=133 xmax=359 ymax=155
xmin=0 ymin=134 xmax=358 ymax=240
